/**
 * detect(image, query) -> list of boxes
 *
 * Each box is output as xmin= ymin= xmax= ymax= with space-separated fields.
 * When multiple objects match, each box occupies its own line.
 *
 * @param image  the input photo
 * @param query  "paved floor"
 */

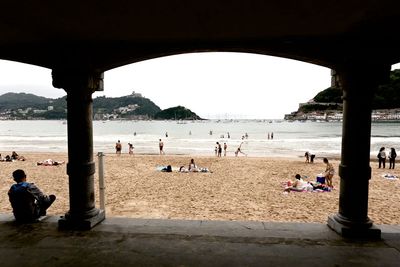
xmin=1 ymin=213 xmax=400 ymax=266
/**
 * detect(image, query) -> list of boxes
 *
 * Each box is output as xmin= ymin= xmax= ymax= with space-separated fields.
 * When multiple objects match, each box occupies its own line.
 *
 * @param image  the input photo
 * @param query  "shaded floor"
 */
xmin=1 ymin=213 xmax=400 ymax=266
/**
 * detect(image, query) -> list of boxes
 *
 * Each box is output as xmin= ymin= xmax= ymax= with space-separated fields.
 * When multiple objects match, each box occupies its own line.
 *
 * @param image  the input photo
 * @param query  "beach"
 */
xmin=1 ymin=152 xmax=399 ymax=225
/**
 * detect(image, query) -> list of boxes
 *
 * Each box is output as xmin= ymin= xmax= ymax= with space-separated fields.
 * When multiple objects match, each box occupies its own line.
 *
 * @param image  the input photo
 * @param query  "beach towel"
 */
xmin=283 ymin=180 xmax=331 ymax=193
xmin=156 ymin=166 xmax=211 ymax=173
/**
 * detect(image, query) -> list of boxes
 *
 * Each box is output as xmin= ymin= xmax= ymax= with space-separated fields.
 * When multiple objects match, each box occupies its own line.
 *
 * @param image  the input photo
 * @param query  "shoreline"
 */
xmin=0 ymin=150 xmax=381 ymax=162
xmin=1 ymin=152 xmax=399 ymax=225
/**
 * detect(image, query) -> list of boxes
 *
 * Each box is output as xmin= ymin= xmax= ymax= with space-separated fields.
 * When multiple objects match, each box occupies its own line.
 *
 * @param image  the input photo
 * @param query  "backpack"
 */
xmin=8 ymin=184 xmax=40 ymax=222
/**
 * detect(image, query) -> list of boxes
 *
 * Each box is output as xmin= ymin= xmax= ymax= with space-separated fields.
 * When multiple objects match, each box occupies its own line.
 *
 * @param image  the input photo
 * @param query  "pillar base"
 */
xmin=58 ymin=209 xmax=105 ymax=230
xmin=328 ymin=214 xmax=381 ymax=239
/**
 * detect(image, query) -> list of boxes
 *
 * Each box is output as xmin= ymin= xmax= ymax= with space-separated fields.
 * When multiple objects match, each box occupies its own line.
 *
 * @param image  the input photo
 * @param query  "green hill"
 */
xmin=0 ymin=92 xmax=52 ymax=109
xmin=0 ymin=92 xmax=204 ymax=120
xmin=154 ymin=106 xmax=202 ymax=120
xmin=299 ymin=69 xmax=400 ymax=112
xmin=93 ymin=95 xmax=161 ymax=118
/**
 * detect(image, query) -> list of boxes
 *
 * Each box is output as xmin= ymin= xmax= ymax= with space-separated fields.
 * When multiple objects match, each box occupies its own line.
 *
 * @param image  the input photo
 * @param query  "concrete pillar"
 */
xmin=52 ymin=69 xmax=105 ymax=230
xmin=327 ymin=63 xmax=390 ymax=238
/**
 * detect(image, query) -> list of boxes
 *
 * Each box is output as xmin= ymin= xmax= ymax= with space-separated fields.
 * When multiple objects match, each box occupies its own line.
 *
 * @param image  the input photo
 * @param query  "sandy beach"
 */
xmin=1 ymin=152 xmax=399 ymax=225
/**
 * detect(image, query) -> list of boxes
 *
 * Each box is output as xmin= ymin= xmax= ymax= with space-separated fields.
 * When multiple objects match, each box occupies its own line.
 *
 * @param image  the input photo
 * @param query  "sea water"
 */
xmin=0 ymin=120 xmax=399 ymax=158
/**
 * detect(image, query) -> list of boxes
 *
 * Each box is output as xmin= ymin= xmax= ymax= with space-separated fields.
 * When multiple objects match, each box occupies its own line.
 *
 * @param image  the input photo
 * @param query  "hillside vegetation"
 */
xmin=300 ymin=69 xmax=400 ymax=112
xmin=0 ymin=92 xmax=202 ymax=120
xmin=154 ymin=106 xmax=202 ymax=120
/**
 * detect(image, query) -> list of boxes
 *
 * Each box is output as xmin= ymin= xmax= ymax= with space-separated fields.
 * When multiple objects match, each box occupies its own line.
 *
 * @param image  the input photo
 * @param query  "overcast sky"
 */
xmin=0 ymin=53 xmax=398 ymax=119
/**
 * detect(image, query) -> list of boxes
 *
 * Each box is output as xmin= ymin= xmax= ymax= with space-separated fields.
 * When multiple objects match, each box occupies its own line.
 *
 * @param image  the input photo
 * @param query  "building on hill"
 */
xmin=130 ymin=91 xmax=142 ymax=98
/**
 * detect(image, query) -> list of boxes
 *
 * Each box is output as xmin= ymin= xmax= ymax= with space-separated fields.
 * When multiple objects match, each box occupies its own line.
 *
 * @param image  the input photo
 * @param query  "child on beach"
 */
xmin=128 ymin=143 xmax=134 ymax=155
xmin=235 ymin=142 xmax=247 ymax=157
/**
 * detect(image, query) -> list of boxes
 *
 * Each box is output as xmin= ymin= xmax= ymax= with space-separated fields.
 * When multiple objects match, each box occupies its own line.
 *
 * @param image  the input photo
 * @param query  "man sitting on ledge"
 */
xmin=8 ymin=169 xmax=56 ymax=222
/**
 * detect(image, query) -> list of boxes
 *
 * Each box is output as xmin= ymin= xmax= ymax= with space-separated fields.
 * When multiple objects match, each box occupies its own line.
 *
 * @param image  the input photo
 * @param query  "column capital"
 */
xmin=334 ymin=62 xmax=391 ymax=88
xmin=52 ymin=69 xmax=104 ymax=92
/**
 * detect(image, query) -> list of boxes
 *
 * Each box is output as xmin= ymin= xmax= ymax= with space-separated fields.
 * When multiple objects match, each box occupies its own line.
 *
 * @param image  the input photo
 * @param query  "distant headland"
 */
xmin=0 ymin=91 xmax=203 ymax=120
xmin=285 ymin=69 xmax=400 ymax=122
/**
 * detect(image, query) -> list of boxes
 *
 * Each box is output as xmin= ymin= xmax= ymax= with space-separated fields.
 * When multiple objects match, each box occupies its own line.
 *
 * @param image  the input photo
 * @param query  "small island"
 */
xmin=154 ymin=106 xmax=203 ymax=120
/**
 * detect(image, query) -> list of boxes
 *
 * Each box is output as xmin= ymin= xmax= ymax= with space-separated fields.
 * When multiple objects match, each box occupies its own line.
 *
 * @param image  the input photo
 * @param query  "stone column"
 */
xmin=327 ymin=63 xmax=390 ymax=238
xmin=52 ymin=69 xmax=105 ymax=230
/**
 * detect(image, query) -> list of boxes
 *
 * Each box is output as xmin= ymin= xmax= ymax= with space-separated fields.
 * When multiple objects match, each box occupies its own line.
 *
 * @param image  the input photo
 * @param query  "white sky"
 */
xmin=0 ymin=53 xmax=398 ymax=119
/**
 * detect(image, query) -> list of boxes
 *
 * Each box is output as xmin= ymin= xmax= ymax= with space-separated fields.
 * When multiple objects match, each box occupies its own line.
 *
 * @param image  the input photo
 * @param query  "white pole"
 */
xmin=97 ymin=152 xmax=106 ymax=211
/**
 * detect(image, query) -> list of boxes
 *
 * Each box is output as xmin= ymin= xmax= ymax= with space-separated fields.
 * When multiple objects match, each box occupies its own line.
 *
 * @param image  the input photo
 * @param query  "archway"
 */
xmin=0 ymin=53 xmax=394 ymax=238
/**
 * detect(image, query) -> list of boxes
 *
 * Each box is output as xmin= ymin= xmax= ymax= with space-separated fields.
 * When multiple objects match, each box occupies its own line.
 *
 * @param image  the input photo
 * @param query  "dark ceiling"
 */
xmin=1 ymin=1 xmax=399 ymax=71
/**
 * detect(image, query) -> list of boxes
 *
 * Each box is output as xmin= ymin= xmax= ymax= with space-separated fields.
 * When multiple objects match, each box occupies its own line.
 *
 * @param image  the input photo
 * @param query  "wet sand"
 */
xmin=1 ymin=152 xmax=399 ymax=224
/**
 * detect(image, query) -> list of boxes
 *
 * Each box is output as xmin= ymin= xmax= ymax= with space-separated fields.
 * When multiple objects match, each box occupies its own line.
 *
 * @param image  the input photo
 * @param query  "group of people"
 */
xmin=377 ymin=147 xmax=397 ymax=169
xmin=285 ymin=157 xmax=334 ymax=192
xmin=179 ymin=159 xmax=210 ymax=173
xmin=178 ymin=158 xmax=208 ymax=172
xmin=160 ymin=159 xmax=210 ymax=173
xmin=215 ymin=142 xmax=226 ymax=157
xmin=304 ymin=151 xmax=316 ymax=163
xmin=213 ymin=142 xmax=247 ymax=157
xmin=115 ymin=140 xmax=135 ymax=155
xmin=0 ymin=151 xmax=26 ymax=162
xmin=36 ymin=159 xmax=65 ymax=166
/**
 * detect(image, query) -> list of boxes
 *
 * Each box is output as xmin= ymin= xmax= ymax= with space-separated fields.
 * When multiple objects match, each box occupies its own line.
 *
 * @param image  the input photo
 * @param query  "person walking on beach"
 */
xmin=8 ymin=169 xmax=56 ymax=222
xmin=323 ymin=158 xmax=334 ymax=188
xmin=224 ymin=143 xmax=227 ymax=156
xmin=305 ymin=151 xmax=310 ymax=163
xmin=389 ymin=147 xmax=397 ymax=169
xmin=115 ymin=140 xmax=122 ymax=155
xmin=159 ymin=139 xmax=165 ymax=155
xmin=378 ymin=147 xmax=386 ymax=168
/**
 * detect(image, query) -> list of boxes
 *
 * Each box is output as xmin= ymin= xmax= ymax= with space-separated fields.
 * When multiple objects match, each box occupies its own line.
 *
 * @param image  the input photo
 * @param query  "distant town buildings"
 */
xmin=285 ymin=106 xmax=400 ymax=122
